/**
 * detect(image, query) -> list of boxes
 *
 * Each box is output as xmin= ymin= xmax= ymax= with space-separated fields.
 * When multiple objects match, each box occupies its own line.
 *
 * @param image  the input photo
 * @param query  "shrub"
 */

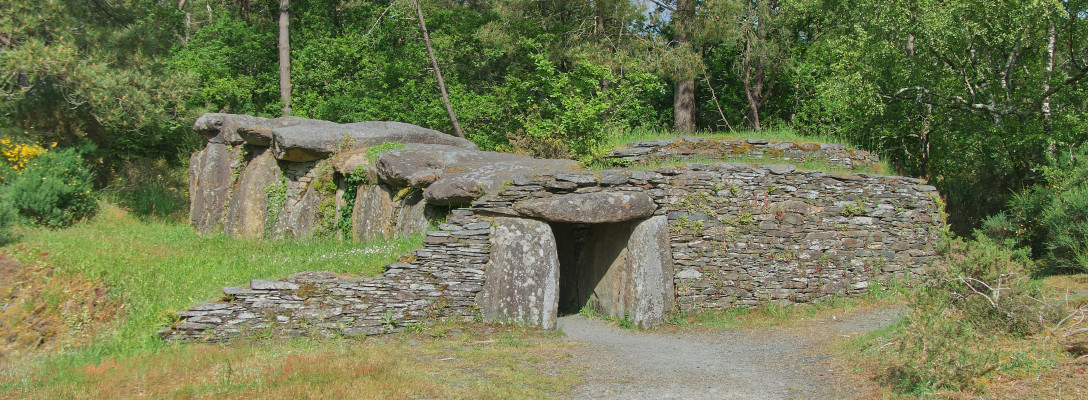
xmin=875 ymin=235 xmax=1065 ymax=394
xmin=2 ymin=147 xmax=97 ymax=227
xmin=0 ymin=199 xmax=16 ymax=244
xmin=109 ymin=158 xmax=189 ymax=220
xmin=1004 ymin=145 xmax=1088 ymax=272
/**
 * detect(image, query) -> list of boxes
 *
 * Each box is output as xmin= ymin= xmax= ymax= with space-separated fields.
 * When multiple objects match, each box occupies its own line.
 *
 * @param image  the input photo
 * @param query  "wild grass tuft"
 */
xmin=0 ymin=203 xmax=421 ymax=362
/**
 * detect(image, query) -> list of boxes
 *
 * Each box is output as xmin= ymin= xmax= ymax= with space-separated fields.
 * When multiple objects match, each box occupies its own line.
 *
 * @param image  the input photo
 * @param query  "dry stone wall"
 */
xmin=604 ymin=136 xmax=881 ymax=171
xmin=162 ymin=209 xmax=490 ymax=342
xmin=171 ymin=113 xmax=943 ymax=342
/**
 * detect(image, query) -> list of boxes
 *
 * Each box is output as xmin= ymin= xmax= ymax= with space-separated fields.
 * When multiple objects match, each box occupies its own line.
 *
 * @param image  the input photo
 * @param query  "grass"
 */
xmin=589 ymin=154 xmax=892 ymax=175
xmin=0 ymin=323 xmax=581 ymax=399
xmin=662 ymin=280 xmax=910 ymax=332
xmin=595 ymin=125 xmax=847 ymax=154
xmin=0 ymin=203 xmax=422 ymax=360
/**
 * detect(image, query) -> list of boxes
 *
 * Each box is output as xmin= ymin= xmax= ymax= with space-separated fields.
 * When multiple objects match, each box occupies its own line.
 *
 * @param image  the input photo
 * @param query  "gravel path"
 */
xmin=558 ymin=306 xmax=906 ymax=400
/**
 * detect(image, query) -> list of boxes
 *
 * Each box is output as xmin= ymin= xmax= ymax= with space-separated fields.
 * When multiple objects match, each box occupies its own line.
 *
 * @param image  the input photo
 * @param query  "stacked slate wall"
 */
xmin=604 ymin=137 xmax=881 ymax=170
xmin=162 ymin=209 xmax=490 ymax=342
xmin=473 ymin=163 xmax=942 ymax=310
xmin=168 ymin=162 xmax=942 ymax=342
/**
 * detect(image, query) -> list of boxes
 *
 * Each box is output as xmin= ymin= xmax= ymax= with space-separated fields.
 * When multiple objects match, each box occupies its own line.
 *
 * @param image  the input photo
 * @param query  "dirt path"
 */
xmin=557 ymin=306 xmax=905 ymax=400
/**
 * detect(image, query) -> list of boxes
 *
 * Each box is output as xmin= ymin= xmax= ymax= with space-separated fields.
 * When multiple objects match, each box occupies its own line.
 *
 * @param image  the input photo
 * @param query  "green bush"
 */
xmin=109 ymin=158 xmax=189 ymax=220
xmin=875 ymin=235 xmax=1064 ymax=394
xmin=2 ymin=147 xmax=98 ymax=227
xmin=1004 ymin=145 xmax=1088 ymax=272
xmin=0 ymin=199 xmax=16 ymax=244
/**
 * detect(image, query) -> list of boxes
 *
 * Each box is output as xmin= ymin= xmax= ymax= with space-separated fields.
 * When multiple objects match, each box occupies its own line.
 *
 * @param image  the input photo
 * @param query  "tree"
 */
xmin=0 ymin=0 xmax=193 ymax=160
xmin=790 ymin=0 xmax=1088 ymax=232
xmin=278 ymin=0 xmax=291 ymax=116
xmin=411 ymin=0 xmax=464 ymax=138
xmin=673 ymin=0 xmax=697 ymax=132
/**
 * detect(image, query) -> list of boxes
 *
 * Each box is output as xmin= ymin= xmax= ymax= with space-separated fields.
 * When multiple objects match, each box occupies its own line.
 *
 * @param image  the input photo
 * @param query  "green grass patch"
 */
xmin=0 ymin=203 xmax=422 ymax=361
xmin=588 ymin=154 xmax=891 ymax=176
xmin=594 ymin=125 xmax=846 ymax=157
xmin=665 ymin=282 xmax=909 ymax=331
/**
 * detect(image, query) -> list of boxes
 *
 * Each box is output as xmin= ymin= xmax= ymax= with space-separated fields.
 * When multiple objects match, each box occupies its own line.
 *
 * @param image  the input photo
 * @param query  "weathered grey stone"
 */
xmin=271 ymin=181 xmax=322 ymax=239
xmin=375 ymin=144 xmax=529 ymax=187
xmin=189 ymin=143 xmax=236 ymax=235
xmin=423 ymin=159 xmax=580 ymax=205
xmin=761 ymin=164 xmax=797 ymax=174
xmin=270 ymin=122 xmax=477 ymax=162
xmin=476 ymin=217 xmax=559 ymax=329
xmin=251 ymin=280 xmax=300 ymax=290
xmin=512 ymin=192 xmax=656 ymax=223
xmin=223 ymin=148 xmax=279 ymax=238
xmin=393 ymin=192 xmax=429 ymax=238
xmin=194 ymin=113 xmax=338 ymax=146
xmin=625 ymin=216 xmax=674 ymax=328
xmin=354 ymin=184 xmax=395 ymax=241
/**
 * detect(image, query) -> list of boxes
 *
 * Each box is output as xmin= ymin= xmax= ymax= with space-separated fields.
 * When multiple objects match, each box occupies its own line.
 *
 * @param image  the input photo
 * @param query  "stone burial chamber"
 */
xmin=165 ymin=113 xmax=945 ymax=343
xmin=476 ymin=191 xmax=675 ymax=330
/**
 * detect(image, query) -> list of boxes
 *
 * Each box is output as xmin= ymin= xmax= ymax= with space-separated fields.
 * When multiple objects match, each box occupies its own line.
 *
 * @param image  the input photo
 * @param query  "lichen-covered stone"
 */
xmin=512 ymin=192 xmax=656 ymax=223
xmin=423 ymin=159 xmax=579 ymax=206
xmin=476 ymin=217 xmax=559 ymax=330
xmin=626 ymin=216 xmax=674 ymax=328
xmin=271 ymin=121 xmax=477 ymax=162
xmin=189 ymin=143 xmax=236 ymax=234
xmin=223 ymin=148 xmax=278 ymax=238
xmin=353 ymin=184 xmax=395 ymax=242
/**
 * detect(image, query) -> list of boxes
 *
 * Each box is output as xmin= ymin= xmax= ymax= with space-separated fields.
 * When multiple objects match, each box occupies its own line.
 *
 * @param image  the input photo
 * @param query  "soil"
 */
xmin=558 ymin=306 xmax=906 ymax=400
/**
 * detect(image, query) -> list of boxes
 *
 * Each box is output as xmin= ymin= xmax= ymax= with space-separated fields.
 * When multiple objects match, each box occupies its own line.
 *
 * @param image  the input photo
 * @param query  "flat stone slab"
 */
xmin=375 ymin=144 xmax=530 ymax=187
xmin=271 ymin=121 xmax=478 ymax=162
xmin=512 ymin=192 xmax=657 ymax=223
xmin=194 ymin=113 xmax=336 ymax=146
xmin=250 ymin=280 xmax=300 ymax=290
xmin=423 ymin=159 xmax=580 ymax=206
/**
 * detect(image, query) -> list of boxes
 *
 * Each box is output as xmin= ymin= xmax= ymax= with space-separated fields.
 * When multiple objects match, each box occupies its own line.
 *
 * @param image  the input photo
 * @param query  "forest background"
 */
xmin=0 ymin=0 xmax=1087 ymax=265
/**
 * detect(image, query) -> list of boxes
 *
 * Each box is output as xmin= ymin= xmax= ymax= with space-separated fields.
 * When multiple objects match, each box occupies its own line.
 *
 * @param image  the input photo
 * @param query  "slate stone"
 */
xmin=193 ymin=113 xmax=337 ymax=146
xmin=476 ymin=217 xmax=559 ymax=330
xmin=270 ymin=122 xmax=477 ymax=162
xmin=512 ymin=192 xmax=656 ymax=223
xmin=250 ymin=280 xmax=300 ymax=290
xmin=761 ymin=164 xmax=797 ymax=174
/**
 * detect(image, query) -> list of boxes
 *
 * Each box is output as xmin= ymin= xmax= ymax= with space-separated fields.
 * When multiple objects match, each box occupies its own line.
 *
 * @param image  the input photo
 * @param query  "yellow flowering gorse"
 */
xmin=0 ymin=139 xmax=49 ymax=170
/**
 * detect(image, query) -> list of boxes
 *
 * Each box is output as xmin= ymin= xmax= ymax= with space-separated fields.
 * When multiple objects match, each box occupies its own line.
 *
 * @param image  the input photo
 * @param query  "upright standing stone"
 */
xmin=224 ymin=149 xmax=279 ymax=238
xmin=625 ymin=216 xmax=675 ymax=328
xmin=189 ymin=143 xmax=235 ymax=234
xmin=477 ymin=217 xmax=560 ymax=329
xmin=353 ymin=184 xmax=395 ymax=241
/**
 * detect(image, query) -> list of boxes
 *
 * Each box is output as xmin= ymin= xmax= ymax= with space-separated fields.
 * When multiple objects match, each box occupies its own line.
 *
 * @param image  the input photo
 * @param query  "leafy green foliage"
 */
xmin=1001 ymin=146 xmax=1088 ymax=272
xmin=1 ymin=147 xmax=97 ymax=227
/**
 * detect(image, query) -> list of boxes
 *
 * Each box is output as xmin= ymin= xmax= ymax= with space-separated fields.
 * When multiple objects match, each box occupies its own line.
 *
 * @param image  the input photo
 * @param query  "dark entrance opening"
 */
xmin=549 ymin=220 xmax=640 ymax=316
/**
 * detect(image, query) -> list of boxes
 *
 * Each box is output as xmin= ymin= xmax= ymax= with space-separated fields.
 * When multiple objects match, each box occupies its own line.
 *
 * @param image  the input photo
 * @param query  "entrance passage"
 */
xmin=477 ymin=215 xmax=674 ymax=330
xmin=550 ymin=216 xmax=675 ymax=327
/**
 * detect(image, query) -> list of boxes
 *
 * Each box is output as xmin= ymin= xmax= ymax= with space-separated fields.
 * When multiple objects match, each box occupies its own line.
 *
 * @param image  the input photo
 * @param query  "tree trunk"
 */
xmin=673 ymin=0 xmax=696 ymax=133
xmin=412 ymin=0 xmax=464 ymax=139
xmin=278 ymin=0 xmax=291 ymax=116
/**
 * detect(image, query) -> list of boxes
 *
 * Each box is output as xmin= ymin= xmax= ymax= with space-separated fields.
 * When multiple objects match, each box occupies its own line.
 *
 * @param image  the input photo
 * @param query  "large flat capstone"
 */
xmin=476 ymin=217 xmax=560 ymax=329
xmin=375 ymin=143 xmax=530 ymax=187
xmin=194 ymin=113 xmax=336 ymax=146
xmin=271 ymin=121 xmax=478 ymax=162
xmin=423 ymin=159 xmax=580 ymax=206
xmin=512 ymin=192 xmax=657 ymax=223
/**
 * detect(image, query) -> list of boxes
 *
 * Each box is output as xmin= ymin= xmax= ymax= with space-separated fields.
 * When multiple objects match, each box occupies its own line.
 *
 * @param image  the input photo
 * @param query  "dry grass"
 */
xmin=0 ymin=323 xmax=581 ymax=399
xmin=0 ymin=255 xmax=119 ymax=361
